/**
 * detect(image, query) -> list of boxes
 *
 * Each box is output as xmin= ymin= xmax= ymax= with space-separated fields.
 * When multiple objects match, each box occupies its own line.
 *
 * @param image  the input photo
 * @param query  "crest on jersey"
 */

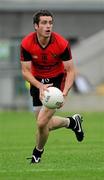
xmin=32 ymin=55 xmax=38 ymax=59
xmin=51 ymin=53 xmax=58 ymax=58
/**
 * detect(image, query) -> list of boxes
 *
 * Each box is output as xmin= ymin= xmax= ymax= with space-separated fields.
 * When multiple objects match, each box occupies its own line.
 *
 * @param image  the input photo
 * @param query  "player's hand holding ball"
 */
xmin=41 ymin=86 xmax=64 ymax=109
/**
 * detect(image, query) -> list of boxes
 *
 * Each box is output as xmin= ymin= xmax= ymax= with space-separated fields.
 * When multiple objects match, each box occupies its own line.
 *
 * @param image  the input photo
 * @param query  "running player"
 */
xmin=20 ymin=9 xmax=84 ymax=163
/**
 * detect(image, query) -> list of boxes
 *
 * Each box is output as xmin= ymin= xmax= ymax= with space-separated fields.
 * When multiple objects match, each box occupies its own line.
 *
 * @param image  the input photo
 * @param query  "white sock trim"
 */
xmin=66 ymin=118 xmax=70 ymax=128
xmin=36 ymin=147 xmax=44 ymax=152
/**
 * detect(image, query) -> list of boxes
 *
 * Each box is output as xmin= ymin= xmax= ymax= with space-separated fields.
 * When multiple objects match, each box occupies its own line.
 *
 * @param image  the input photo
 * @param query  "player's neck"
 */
xmin=37 ymin=34 xmax=50 ymax=48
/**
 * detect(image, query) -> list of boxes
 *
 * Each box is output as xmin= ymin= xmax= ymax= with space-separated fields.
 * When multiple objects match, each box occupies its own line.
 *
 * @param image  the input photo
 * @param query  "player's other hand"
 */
xmin=39 ymin=83 xmax=53 ymax=101
xmin=62 ymin=90 xmax=68 ymax=98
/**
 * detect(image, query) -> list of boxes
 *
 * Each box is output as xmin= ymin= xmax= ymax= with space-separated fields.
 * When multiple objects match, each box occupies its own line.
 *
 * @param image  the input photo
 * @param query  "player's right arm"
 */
xmin=20 ymin=43 xmax=42 ymax=89
xmin=20 ymin=61 xmax=53 ymax=101
xmin=21 ymin=61 xmax=42 ymax=89
xmin=20 ymin=42 xmax=52 ymax=100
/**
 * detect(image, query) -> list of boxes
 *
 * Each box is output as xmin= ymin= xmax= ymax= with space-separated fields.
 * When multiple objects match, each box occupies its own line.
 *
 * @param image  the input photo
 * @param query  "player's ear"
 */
xmin=34 ymin=23 xmax=38 ymax=31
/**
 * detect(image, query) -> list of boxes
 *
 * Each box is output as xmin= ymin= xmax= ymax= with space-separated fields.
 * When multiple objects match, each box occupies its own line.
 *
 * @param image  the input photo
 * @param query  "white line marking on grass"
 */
xmin=0 ymin=168 xmax=67 ymax=173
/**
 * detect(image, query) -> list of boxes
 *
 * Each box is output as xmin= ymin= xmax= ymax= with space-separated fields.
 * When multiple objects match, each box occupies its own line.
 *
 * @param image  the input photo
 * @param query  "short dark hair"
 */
xmin=33 ymin=9 xmax=53 ymax=25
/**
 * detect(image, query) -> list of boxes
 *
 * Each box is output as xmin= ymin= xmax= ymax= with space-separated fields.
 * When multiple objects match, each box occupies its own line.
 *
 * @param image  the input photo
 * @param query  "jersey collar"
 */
xmin=34 ymin=32 xmax=54 ymax=49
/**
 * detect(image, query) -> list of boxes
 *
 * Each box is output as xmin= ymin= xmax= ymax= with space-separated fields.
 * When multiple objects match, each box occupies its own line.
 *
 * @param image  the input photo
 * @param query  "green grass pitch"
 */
xmin=0 ymin=111 xmax=104 ymax=180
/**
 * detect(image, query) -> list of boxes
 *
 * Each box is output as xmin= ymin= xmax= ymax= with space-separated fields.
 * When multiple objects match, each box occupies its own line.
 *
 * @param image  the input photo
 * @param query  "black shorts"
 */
xmin=30 ymin=73 xmax=66 ymax=106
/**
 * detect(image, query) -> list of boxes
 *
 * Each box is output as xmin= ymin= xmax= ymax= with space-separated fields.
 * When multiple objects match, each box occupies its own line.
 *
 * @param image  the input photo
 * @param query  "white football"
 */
xmin=42 ymin=87 xmax=64 ymax=109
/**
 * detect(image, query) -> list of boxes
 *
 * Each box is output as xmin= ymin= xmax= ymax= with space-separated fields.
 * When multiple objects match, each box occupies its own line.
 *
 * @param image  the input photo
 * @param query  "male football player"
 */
xmin=20 ymin=9 xmax=84 ymax=163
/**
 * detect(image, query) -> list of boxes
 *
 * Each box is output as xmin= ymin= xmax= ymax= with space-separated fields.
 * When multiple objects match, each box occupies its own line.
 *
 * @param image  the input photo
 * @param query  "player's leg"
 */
xmin=30 ymin=107 xmax=84 ymax=163
xmin=48 ymin=114 xmax=84 ymax=142
xmin=46 ymin=73 xmax=84 ymax=141
xmin=34 ymin=111 xmax=84 ymax=143
xmin=48 ymin=115 xmax=69 ymax=130
xmin=30 ymin=85 xmax=45 ymax=163
xmin=31 ymin=105 xmax=56 ymax=163
xmin=36 ymin=106 xmax=56 ymax=150
xmin=33 ymin=106 xmax=41 ymax=118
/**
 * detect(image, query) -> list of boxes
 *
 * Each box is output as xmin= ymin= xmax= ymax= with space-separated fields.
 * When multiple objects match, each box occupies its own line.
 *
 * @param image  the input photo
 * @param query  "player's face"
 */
xmin=35 ymin=16 xmax=53 ymax=38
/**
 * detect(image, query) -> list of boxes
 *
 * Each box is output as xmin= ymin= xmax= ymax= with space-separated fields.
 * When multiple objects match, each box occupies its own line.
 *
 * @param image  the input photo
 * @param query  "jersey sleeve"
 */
xmin=59 ymin=43 xmax=72 ymax=61
xmin=20 ymin=45 xmax=32 ymax=61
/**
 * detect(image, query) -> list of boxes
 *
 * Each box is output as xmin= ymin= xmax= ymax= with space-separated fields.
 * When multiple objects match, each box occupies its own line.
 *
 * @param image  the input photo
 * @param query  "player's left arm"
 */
xmin=60 ymin=41 xmax=75 ymax=96
xmin=63 ymin=59 xmax=75 ymax=96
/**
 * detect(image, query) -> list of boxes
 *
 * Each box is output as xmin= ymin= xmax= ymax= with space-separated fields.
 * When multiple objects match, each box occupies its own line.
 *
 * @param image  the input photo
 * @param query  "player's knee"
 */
xmin=37 ymin=117 xmax=47 ymax=129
